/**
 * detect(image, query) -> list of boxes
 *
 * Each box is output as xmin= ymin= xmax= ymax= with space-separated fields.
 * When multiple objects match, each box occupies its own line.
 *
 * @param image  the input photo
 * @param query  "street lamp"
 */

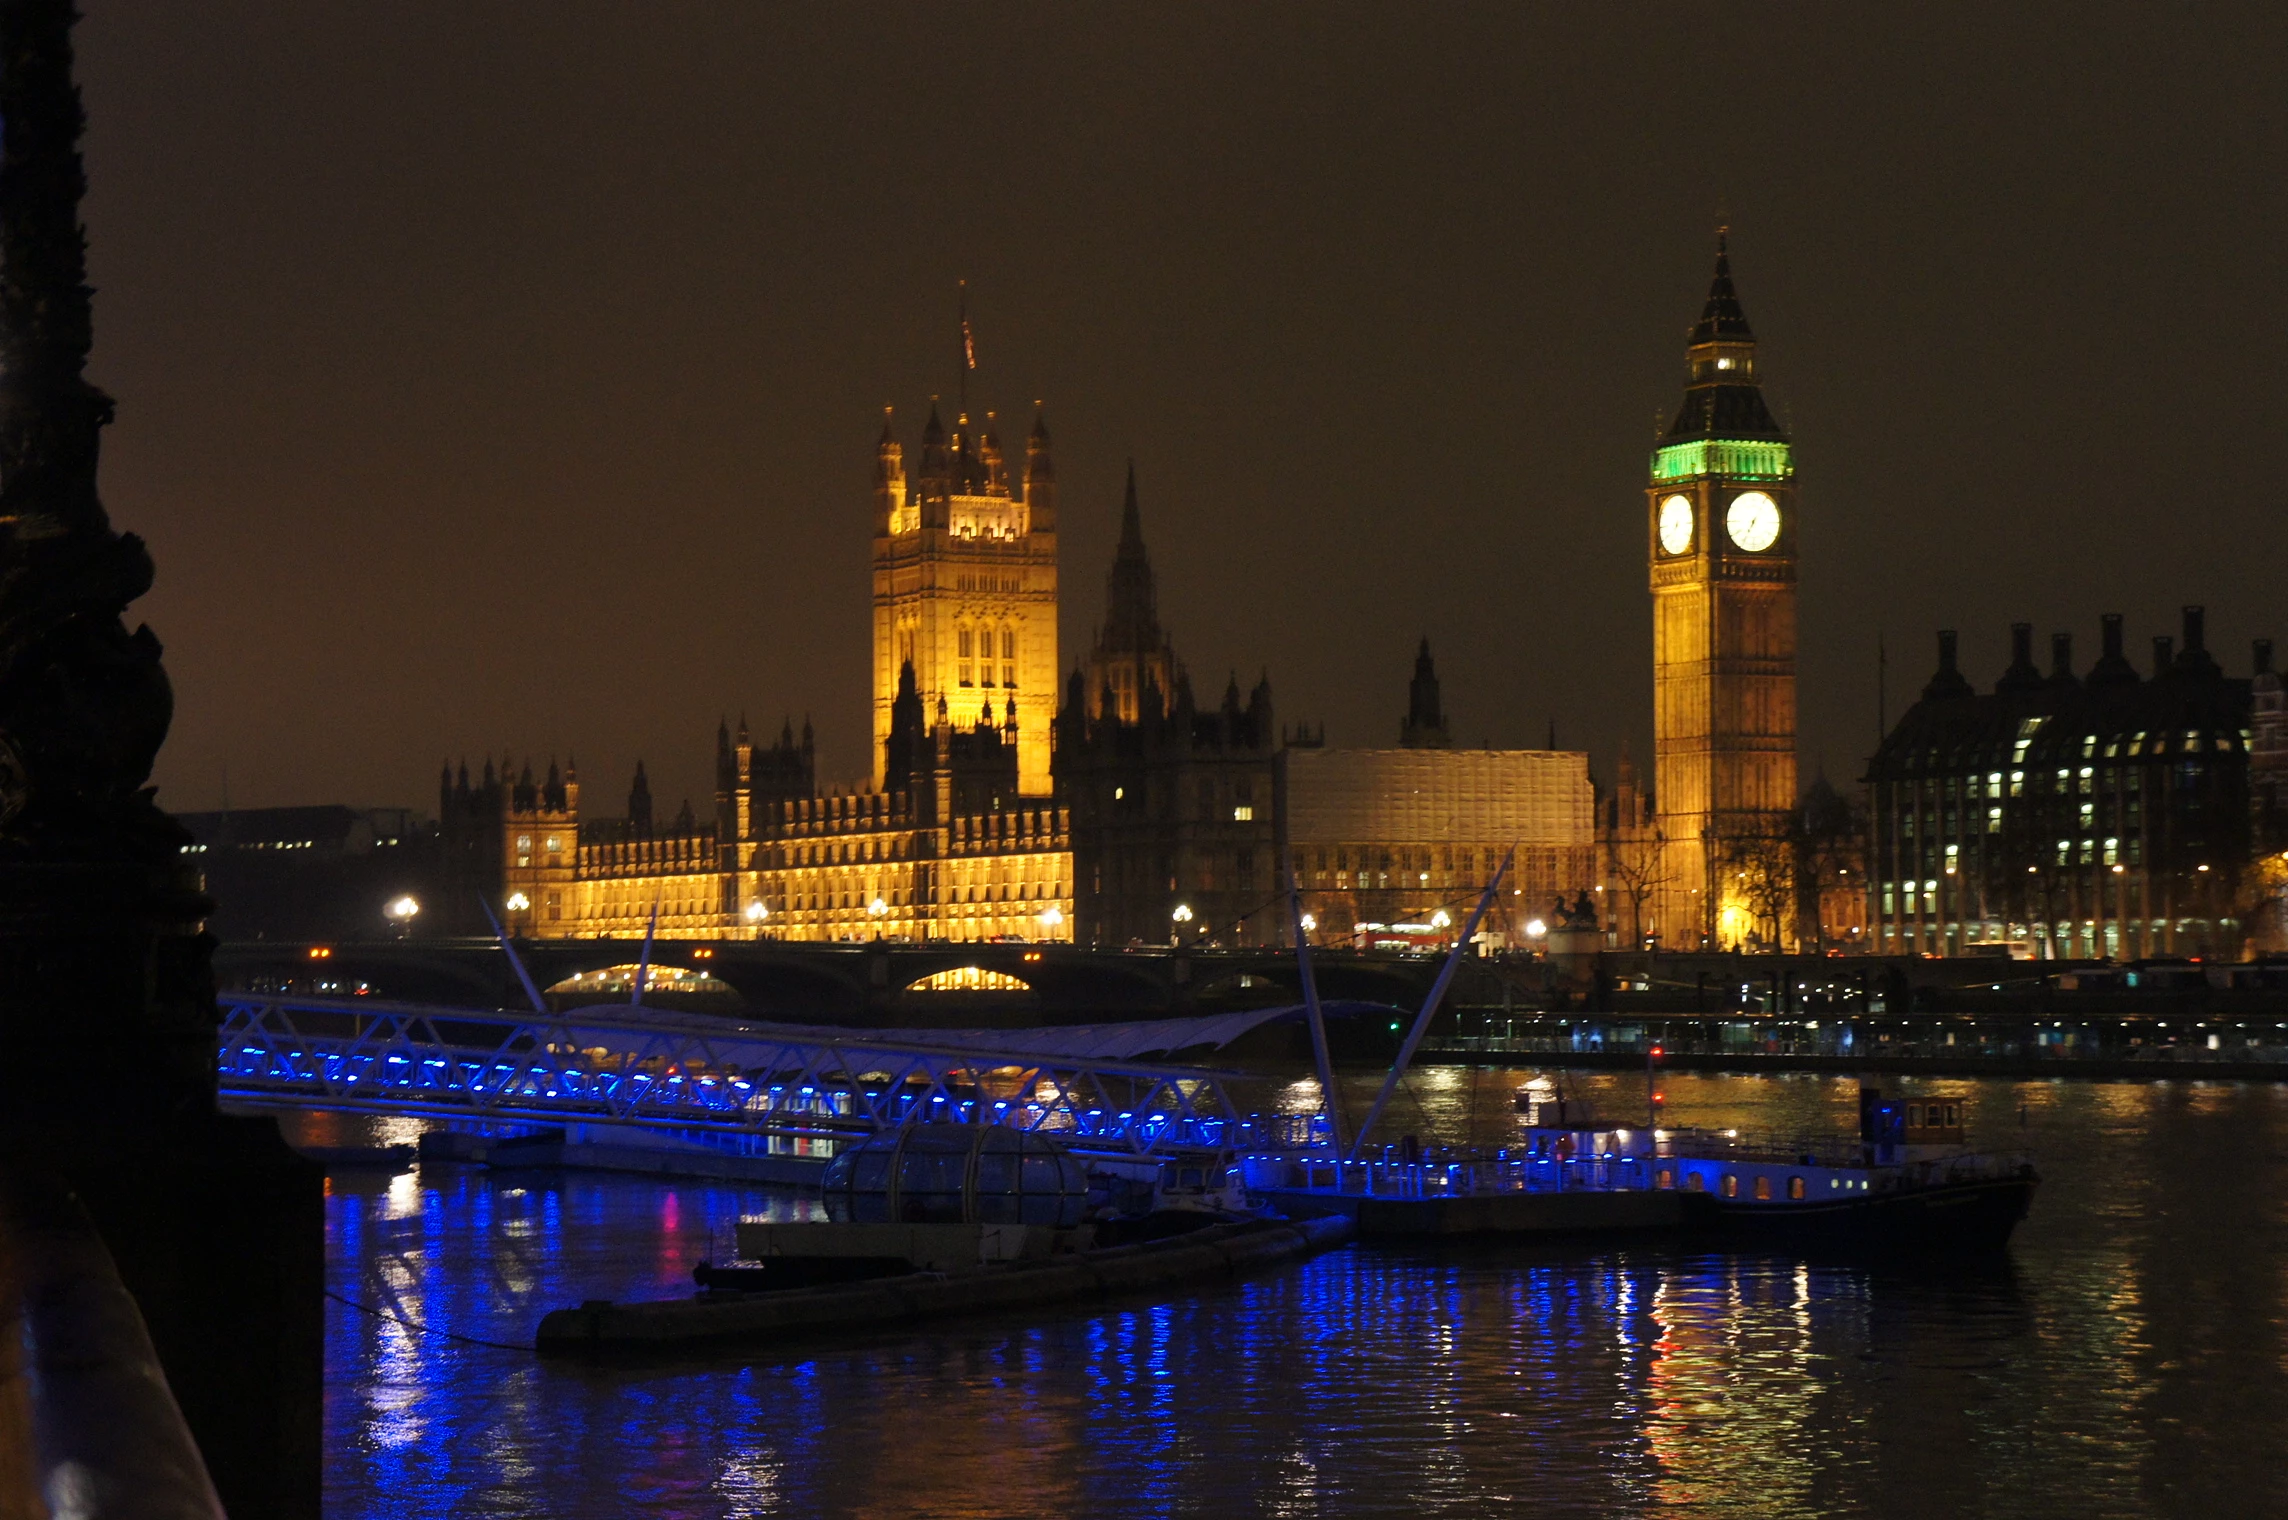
xmin=1429 ymin=909 xmax=1452 ymax=930
xmin=385 ymin=895 xmax=420 ymax=939
xmin=744 ymin=900 xmax=770 ymax=924
xmin=1299 ymin=913 xmax=1317 ymax=933
xmin=1037 ymin=904 xmax=1065 ymax=932
xmin=1525 ymin=918 xmax=1547 ymax=938
xmin=1171 ymin=904 xmax=1194 ymax=924
xmin=868 ymin=896 xmax=888 ymax=916
xmin=505 ymin=891 xmax=530 ymax=912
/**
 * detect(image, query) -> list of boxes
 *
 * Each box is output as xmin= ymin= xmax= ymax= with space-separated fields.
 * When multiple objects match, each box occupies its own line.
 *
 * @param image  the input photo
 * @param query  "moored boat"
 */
xmin=1514 ymin=1085 xmax=2037 ymax=1251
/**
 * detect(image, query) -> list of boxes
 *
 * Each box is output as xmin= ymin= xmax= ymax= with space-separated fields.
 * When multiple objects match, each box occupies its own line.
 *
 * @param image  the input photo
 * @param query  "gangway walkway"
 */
xmin=215 ymin=993 xmax=1275 ymax=1156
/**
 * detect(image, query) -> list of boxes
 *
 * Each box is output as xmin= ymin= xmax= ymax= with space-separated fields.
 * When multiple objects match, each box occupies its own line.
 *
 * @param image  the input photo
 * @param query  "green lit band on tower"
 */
xmin=1649 ymin=437 xmax=1794 ymax=483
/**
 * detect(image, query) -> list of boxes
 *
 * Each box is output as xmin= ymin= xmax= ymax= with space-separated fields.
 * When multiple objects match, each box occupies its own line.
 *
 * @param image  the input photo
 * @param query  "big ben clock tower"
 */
xmin=1647 ymin=231 xmax=1798 ymax=949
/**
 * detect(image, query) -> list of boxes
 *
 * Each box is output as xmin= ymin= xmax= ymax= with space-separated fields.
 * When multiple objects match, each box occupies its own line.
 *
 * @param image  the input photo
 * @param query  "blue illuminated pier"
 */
xmin=215 ymin=993 xmax=1299 ymax=1157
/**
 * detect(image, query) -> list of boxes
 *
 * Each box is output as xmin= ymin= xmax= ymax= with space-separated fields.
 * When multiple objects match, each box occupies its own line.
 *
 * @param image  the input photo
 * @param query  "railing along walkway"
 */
xmin=215 ymin=993 xmax=1266 ymax=1157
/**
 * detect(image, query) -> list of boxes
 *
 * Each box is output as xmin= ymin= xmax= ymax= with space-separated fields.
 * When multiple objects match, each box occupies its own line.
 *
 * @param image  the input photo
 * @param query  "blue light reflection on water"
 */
xmin=303 ymin=1071 xmax=2288 ymax=1519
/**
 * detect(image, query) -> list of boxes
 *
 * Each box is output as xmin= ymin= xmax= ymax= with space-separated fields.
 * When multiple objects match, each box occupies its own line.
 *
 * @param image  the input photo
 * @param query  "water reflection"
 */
xmin=300 ymin=1072 xmax=2288 ymax=1518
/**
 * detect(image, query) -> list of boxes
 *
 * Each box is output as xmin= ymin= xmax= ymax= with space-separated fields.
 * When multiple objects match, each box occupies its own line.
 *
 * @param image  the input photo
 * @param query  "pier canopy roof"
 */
xmin=565 ymin=998 xmax=1384 ymax=1066
xmin=850 ymin=1000 xmax=1385 ymax=1063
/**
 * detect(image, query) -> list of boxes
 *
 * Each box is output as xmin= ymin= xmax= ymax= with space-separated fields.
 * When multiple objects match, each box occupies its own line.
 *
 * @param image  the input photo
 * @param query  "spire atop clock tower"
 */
xmin=1668 ymin=229 xmax=1785 ymax=444
xmin=1689 ymin=228 xmax=1754 ymax=343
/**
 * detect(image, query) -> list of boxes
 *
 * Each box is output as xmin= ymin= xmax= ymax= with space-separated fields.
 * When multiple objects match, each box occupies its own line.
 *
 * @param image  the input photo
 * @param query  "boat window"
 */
xmin=1788 ymin=1176 xmax=1805 ymax=1200
xmin=1684 ymin=1172 xmax=1705 ymax=1192
xmin=1722 ymin=1174 xmax=1739 ymax=1199
xmin=1754 ymin=1176 xmax=1772 ymax=1201
xmin=1656 ymin=1168 xmax=1675 ymax=1190
xmin=1179 ymin=1167 xmax=1204 ymax=1189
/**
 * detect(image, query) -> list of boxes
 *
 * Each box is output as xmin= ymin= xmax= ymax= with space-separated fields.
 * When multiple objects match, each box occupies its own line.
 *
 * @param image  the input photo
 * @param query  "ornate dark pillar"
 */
xmin=0 ymin=4 xmax=321 ymax=1514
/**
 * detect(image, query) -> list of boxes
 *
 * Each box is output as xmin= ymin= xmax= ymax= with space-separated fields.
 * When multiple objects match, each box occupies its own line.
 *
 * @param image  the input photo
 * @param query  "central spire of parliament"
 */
xmin=1084 ymin=462 xmax=1179 ymax=724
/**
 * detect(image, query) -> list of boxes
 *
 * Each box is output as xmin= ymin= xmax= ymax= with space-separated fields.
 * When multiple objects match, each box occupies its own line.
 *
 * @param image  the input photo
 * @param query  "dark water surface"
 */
xmin=302 ymin=1072 xmax=2288 ymax=1519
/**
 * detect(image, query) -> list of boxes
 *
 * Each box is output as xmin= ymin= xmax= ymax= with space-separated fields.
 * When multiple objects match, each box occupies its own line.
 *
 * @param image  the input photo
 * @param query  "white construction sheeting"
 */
xmin=1280 ymin=747 xmax=1593 ymax=845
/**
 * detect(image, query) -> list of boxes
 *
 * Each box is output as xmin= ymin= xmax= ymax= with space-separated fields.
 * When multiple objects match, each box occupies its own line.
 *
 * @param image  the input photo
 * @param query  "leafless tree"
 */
xmin=1719 ymin=825 xmax=1797 ymax=951
xmin=1605 ymin=827 xmax=1670 ymax=946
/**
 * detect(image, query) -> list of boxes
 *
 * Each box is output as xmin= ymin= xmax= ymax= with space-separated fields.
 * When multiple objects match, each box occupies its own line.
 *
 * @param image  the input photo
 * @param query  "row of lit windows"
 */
xmin=950 ymin=810 xmax=1062 ymax=845
xmin=765 ymin=835 xmax=1065 ymax=871
xmin=1895 ymin=724 xmax=2249 ymax=776
xmin=957 ymin=624 xmax=1018 ymax=690
xmin=768 ymin=883 xmax=1070 ymax=913
xmin=1892 ymin=760 xmax=2220 ymax=810
xmin=1880 ymin=921 xmax=2231 ymax=957
xmin=769 ymin=836 xmax=908 ymax=866
xmin=1880 ymin=844 xmax=2210 ymax=915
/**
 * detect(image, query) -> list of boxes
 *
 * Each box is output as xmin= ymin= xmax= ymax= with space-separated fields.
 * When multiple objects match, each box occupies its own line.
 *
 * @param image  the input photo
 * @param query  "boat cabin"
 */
xmin=818 ymin=1124 xmax=1092 ymax=1227
xmin=1078 ymin=1145 xmax=1251 ymax=1219
xmin=1902 ymin=1100 xmax=1965 ymax=1147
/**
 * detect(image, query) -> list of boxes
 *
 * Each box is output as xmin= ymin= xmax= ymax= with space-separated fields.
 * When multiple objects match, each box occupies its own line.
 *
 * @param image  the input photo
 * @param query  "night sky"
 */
xmin=78 ymin=4 xmax=2288 ymax=820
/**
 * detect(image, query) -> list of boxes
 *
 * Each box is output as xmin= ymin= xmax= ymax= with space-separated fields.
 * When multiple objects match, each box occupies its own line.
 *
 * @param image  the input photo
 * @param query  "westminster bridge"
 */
xmin=213 ymin=936 xmax=2288 ymax=1031
xmin=213 ymin=935 xmax=1503 ymax=1027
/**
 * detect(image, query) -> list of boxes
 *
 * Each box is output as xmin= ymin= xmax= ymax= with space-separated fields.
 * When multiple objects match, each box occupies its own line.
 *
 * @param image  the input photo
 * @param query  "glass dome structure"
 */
xmin=819 ymin=1125 xmax=1092 ymax=1227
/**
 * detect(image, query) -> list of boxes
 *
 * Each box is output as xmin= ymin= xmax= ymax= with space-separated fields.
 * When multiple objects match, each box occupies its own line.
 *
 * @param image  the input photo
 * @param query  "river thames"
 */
xmin=304 ymin=1070 xmax=2288 ymax=1518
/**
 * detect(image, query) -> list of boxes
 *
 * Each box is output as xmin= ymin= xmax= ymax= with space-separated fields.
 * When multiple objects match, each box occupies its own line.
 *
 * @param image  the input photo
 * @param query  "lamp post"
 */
xmin=1171 ymin=902 xmax=1193 ymax=948
xmin=385 ymin=895 xmax=420 ymax=940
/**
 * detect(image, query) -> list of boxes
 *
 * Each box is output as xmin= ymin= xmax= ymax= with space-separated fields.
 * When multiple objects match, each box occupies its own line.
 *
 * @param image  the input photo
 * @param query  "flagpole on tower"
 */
xmin=958 ymin=278 xmax=974 ymax=415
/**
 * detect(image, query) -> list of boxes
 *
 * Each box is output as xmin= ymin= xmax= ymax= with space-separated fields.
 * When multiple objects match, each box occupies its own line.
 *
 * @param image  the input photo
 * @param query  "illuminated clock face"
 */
xmin=1657 ymin=494 xmax=1694 ymax=556
xmin=1726 ymin=491 xmax=1781 ymax=553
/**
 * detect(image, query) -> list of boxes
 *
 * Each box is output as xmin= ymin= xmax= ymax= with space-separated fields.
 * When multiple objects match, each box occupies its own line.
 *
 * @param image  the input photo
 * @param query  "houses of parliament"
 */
xmin=436 ymin=244 xmax=1808 ymax=952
